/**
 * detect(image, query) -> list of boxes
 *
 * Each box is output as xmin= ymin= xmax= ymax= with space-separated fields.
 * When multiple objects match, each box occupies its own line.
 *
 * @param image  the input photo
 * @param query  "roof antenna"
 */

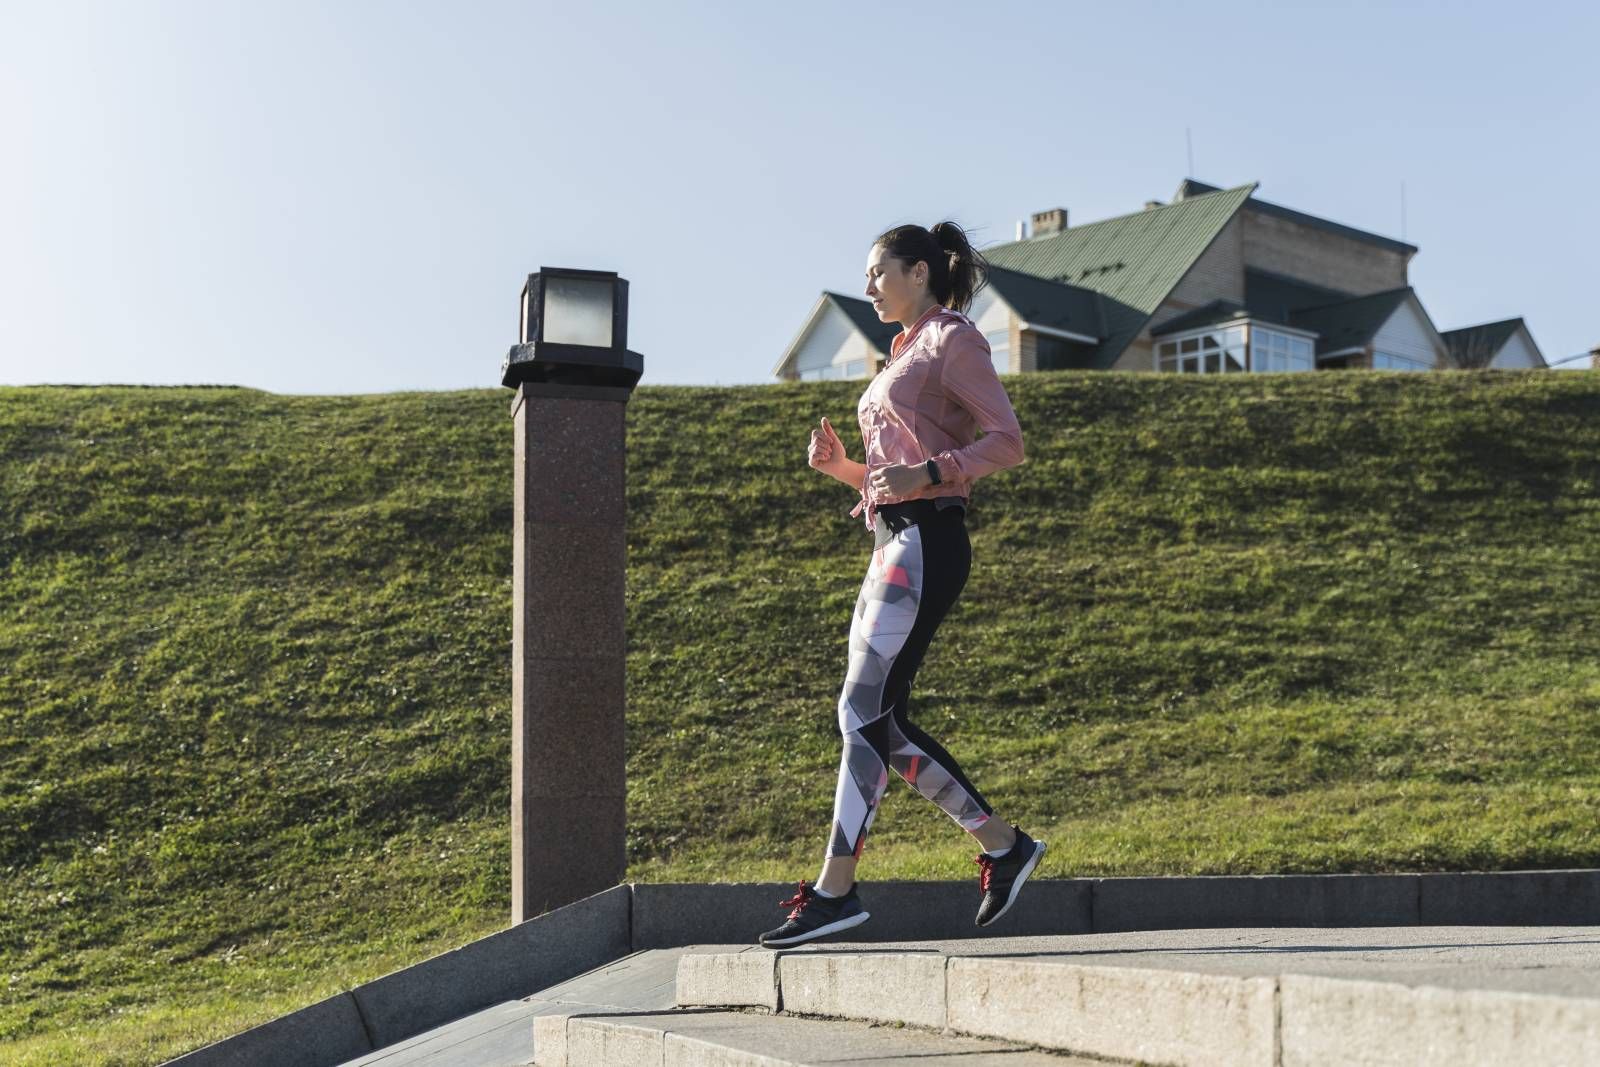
xmin=1186 ymin=127 xmax=1195 ymax=177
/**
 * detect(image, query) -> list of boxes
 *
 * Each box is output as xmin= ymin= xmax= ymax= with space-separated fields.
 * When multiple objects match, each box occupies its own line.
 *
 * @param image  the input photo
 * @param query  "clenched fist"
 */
xmin=808 ymin=416 xmax=847 ymax=473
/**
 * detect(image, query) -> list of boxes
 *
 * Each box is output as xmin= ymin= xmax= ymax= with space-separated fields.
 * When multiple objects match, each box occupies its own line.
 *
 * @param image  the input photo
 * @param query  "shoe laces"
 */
xmin=974 ymin=853 xmax=994 ymax=894
xmin=778 ymin=881 xmax=815 ymax=919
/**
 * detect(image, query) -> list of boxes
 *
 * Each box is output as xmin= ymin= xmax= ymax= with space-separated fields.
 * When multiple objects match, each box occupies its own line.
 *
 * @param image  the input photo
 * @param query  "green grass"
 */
xmin=2 ymin=370 xmax=1598 ymax=1063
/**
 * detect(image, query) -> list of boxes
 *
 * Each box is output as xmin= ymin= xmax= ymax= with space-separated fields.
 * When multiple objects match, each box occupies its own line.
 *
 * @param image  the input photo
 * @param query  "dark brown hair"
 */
xmin=873 ymin=220 xmax=990 ymax=314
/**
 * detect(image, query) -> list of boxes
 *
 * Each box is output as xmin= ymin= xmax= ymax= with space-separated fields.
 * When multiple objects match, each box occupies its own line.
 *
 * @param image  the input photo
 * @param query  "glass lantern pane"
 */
xmin=1181 ymin=338 xmax=1200 ymax=354
xmin=542 ymin=276 xmax=614 ymax=347
xmin=1225 ymin=352 xmax=1244 ymax=372
xmin=1204 ymin=352 xmax=1221 ymax=373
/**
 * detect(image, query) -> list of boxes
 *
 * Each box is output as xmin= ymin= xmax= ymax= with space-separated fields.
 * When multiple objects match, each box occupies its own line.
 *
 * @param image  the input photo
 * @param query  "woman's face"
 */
xmin=864 ymin=244 xmax=927 ymax=324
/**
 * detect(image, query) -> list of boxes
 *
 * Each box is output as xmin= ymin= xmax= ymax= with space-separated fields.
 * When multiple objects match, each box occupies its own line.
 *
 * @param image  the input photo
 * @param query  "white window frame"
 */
xmin=1249 ymin=323 xmax=1317 ymax=374
xmin=1373 ymin=350 xmax=1432 ymax=372
xmin=799 ymin=356 xmax=872 ymax=381
xmin=1154 ymin=322 xmax=1249 ymax=375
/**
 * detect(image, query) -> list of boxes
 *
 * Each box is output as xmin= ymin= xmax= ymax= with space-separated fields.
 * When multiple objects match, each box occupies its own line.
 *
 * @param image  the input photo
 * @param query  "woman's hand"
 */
xmin=869 ymin=462 xmax=933 ymax=497
xmin=808 ymin=416 xmax=848 ymax=475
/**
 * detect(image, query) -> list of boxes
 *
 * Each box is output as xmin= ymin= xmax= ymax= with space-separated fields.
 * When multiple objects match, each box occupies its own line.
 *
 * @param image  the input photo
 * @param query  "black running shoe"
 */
xmin=974 ymin=827 xmax=1046 ymax=927
xmin=757 ymin=881 xmax=871 ymax=946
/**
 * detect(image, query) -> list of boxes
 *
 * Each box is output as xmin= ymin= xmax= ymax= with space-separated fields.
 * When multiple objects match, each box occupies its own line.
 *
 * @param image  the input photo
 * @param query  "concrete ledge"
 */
xmin=563 ymin=1018 xmax=665 ymax=1067
xmin=642 ymin=869 xmax=1600 ymax=946
xmin=631 ymin=878 xmax=1090 ymax=948
xmin=949 ymin=957 xmax=1276 ymax=1067
xmin=1420 ymin=869 xmax=1600 ymax=926
xmin=681 ymin=951 xmax=1273 ymax=1066
xmin=1280 ymin=974 xmax=1600 ymax=1066
xmin=163 ymin=990 xmax=372 ymax=1067
xmin=780 ymin=951 xmax=946 ymax=1029
xmin=1094 ymin=873 xmax=1418 ymax=932
xmin=351 ymin=884 xmax=631 ymax=1047
xmin=543 ymin=1009 xmax=1062 ymax=1067
xmin=530 ymin=1013 xmax=572 ymax=1067
xmin=675 ymin=950 xmax=779 ymax=1013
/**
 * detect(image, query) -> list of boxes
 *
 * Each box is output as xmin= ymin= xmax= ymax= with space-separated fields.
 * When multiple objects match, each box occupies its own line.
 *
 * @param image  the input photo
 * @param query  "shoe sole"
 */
xmin=977 ymin=840 xmax=1046 ymax=928
xmin=759 ymin=910 xmax=871 ymax=947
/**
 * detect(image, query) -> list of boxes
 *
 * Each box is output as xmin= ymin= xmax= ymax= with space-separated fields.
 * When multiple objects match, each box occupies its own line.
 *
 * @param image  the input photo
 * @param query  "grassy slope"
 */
xmin=2 ymin=372 xmax=1598 ymax=1062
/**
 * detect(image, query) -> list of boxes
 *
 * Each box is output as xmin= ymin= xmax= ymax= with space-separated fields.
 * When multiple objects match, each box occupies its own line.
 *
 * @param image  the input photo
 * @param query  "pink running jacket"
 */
xmin=848 ymin=302 xmax=1026 ymax=531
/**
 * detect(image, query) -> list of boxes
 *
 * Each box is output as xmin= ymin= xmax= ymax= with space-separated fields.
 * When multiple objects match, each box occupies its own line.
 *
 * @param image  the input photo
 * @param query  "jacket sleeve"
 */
xmin=929 ymin=326 xmax=1025 ymax=485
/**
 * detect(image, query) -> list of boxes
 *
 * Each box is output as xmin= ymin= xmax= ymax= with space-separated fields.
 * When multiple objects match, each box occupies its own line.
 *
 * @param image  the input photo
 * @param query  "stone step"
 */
xmin=531 ymin=1008 xmax=1095 ymax=1066
xmin=674 ymin=934 xmax=1600 ymax=1067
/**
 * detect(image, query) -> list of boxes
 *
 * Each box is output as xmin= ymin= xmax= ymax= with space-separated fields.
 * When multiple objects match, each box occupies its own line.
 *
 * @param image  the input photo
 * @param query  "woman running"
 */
xmin=758 ymin=220 xmax=1045 ymax=947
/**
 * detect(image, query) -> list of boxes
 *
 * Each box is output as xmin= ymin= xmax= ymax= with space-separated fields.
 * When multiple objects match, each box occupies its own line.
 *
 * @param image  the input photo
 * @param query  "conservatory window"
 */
xmin=1373 ymin=351 xmax=1432 ymax=371
xmin=1156 ymin=324 xmax=1247 ymax=373
xmin=799 ymin=358 xmax=872 ymax=381
xmin=1250 ymin=326 xmax=1315 ymax=373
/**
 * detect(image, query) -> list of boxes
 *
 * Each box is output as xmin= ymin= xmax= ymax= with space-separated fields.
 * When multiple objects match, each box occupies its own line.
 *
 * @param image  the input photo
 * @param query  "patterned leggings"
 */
xmin=827 ymin=499 xmax=995 ymax=859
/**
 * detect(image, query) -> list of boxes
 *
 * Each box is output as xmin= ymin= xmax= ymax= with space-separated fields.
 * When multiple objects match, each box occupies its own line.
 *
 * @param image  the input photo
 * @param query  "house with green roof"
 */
xmin=772 ymin=179 xmax=1549 ymax=380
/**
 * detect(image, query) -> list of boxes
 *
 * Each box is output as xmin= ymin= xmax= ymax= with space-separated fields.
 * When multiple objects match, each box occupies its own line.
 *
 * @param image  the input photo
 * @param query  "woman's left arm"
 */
xmin=928 ymin=326 xmax=1025 ymax=485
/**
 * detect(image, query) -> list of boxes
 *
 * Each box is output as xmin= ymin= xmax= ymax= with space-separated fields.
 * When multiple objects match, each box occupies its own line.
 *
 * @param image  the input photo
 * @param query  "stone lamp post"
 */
xmin=502 ymin=268 xmax=643 ymax=923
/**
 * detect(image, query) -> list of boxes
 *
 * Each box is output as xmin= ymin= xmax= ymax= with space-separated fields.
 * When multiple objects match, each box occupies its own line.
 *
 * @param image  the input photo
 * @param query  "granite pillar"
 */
xmin=511 ymin=380 xmax=632 ymax=923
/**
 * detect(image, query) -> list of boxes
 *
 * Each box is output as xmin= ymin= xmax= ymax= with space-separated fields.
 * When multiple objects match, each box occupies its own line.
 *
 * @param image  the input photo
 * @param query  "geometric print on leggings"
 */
xmin=827 ymin=522 xmax=992 ymax=858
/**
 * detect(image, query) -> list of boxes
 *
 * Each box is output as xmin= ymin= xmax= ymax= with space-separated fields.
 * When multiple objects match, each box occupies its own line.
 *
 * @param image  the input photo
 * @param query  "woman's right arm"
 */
xmin=825 ymin=456 xmax=867 ymax=489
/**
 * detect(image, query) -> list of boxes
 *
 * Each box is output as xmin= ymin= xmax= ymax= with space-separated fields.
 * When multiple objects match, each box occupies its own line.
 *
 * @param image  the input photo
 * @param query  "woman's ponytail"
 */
xmin=928 ymin=220 xmax=988 ymax=315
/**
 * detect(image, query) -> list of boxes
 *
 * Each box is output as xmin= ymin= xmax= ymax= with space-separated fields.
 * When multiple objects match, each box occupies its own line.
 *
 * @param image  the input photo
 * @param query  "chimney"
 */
xmin=1030 ymin=207 xmax=1068 ymax=237
xmin=1015 ymin=219 xmax=1027 ymax=240
xmin=1144 ymin=199 xmax=1164 ymax=211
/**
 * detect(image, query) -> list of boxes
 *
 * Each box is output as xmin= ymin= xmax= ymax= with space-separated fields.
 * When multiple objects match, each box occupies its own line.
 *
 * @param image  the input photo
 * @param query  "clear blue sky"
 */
xmin=2 ymin=0 xmax=1595 ymax=393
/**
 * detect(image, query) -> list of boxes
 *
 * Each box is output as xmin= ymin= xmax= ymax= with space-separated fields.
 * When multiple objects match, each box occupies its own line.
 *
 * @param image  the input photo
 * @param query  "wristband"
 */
xmin=925 ymin=458 xmax=942 ymax=485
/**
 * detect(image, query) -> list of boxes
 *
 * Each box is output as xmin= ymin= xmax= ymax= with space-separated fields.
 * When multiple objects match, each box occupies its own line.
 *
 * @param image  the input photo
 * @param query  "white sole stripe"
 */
xmin=760 ymin=909 xmax=871 ymax=947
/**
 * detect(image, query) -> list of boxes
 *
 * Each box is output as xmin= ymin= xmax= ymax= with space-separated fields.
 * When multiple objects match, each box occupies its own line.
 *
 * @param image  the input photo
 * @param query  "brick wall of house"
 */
xmin=1006 ymin=316 xmax=1023 ymax=374
xmin=1017 ymin=329 xmax=1038 ymax=373
xmin=1241 ymin=209 xmax=1409 ymax=295
xmin=1150 ymin=216 xmax=1246 ymax=332
xmin=1112 ymin=334 xmax=1155 ymax=371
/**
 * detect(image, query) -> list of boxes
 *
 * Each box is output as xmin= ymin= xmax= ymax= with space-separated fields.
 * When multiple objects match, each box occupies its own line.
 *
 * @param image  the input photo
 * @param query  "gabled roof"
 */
xmin=1150 ymin=286 xmax=1459 ymax=365
xmin=1176 ymin=179 xmax=1419 ymax=257
xmin=771 ymin=291 xmax=899 ymax=378
xmin=983 ymin=182 xmax=1257 ymax=369
xmin=826 ymin=291 xmax=900 ymax=353
xmin=1441 ymin=318 xmax=1541 ymax=367
xmin=1288 ymin=287 xmax=1421 ymax=357
xmin=1243 ymin=268 xmax=1352 ymax=324
xmin=983 ymin=265 xmax=1105 ymax=341
xmin=1149 ymin=299 xmax=1250 ymax=337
